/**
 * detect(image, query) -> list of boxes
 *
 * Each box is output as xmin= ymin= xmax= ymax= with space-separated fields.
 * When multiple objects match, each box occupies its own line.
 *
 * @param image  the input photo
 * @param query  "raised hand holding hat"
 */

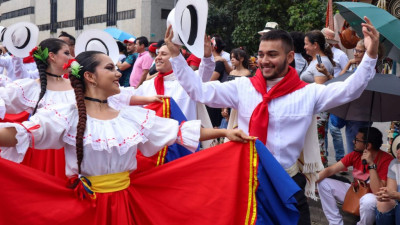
xmin=3 ymin=22 xmax=39 ymax=58
xmin=166 ymin=0 xmax=208 ymax=58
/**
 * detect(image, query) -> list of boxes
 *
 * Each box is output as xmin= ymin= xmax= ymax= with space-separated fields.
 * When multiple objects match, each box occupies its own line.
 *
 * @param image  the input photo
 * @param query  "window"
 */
xmin=107 ymin=0 xmax=117 ymax=26
xmin=161 ymin=9 xmax=171 ymax=19
xmin=75 ymin=0 xmax=84 ymax=30
xmin=50 ymin=0 xmax=57 ymax=33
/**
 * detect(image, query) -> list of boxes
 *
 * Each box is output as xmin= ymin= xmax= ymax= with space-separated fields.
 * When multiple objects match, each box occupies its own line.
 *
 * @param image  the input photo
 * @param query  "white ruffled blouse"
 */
xmin=0 ymin=78 xmax=134 ymax=119
xmin=0 ymin=104 xmax=201 ymax=177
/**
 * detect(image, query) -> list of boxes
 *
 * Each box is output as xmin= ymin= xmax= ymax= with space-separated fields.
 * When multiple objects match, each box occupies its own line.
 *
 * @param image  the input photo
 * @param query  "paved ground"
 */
xmin=310 ymin=122 xmax=391 ymax=225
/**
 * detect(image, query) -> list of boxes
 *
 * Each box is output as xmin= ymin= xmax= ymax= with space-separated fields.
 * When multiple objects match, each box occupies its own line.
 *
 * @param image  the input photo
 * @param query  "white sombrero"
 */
xmin=258 ymin=22 xmax=279 ymax=35
xmin=75 ymin=29 xmax=119 ymax=64
xmin=3 ymin=22 xmax=39 ymax=58
xmin=391 ymin=135 xmax=400 ymax=158
xmin=0 ymin=26 xmax=6 ymax=42
xmin=321 ymin=28 xmax=339 ymax=45
xmin=167 ymin=0 xmax=208 ymax=58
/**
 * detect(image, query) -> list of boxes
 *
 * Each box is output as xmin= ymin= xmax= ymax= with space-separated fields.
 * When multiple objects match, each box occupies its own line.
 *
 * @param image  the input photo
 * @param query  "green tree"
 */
xmin=287 ymin=0 xmax=328 ymax=32
xmin=206 ymin=0 xmax=329 ymax=54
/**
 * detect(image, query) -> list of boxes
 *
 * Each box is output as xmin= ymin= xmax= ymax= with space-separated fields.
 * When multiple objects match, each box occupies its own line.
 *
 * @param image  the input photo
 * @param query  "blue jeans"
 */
xmin=326 ymin=119 xmax=345 ymax=161
xmin=345 ymin=120 xmax=372 ymax=153
xmin=376 ymin=202 xmax=400 ymax=225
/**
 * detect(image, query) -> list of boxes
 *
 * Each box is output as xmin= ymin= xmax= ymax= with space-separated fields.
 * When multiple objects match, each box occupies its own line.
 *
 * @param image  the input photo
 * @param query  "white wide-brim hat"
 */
xmin=75 ymin=29 xmax=119 ymax=64
xmin=321 ymin=28 xmax=339 ymax=45
xmin=391 ymin=135 xmax=400 ymax=158
xmin=258 ymin=22 xmax=278 ymax=35
xmin=0 ymin=26 xmax=6 ymax=42
xmin=167 ymin=0 xmax=208 ymax=58
xmin=3 ymin=22 xmax=39 ymax=58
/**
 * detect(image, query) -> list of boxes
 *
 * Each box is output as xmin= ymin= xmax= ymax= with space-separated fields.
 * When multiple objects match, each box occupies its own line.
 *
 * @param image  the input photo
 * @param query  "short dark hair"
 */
xmin=260 ymin=29 xmax=294 ymax=53
xmin=135 ymin=36 xmax=149 ymax=47
xmin=289 ymin=31 xmax=306 ymax=54
xmin=358 ymin=127 xmax=383 ymax=150
xmin=156 ymin=39 xmax=165 ymax=48
xmin=116 ymin=41 xmax=126 ymax=52
xmin=59 ymin=31 xmax=75 ymax=45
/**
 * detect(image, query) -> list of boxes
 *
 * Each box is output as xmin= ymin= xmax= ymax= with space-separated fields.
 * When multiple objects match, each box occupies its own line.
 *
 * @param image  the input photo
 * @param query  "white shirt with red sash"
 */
xmin=171 ymin=53 xmax=377 ymax=170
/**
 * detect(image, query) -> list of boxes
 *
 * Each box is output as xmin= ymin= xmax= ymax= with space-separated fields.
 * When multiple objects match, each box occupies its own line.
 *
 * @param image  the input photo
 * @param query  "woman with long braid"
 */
xmin=0 ymin=51 xmax=252 ymax=224
xmin=0 ymin=39 xmax=163 ymax=179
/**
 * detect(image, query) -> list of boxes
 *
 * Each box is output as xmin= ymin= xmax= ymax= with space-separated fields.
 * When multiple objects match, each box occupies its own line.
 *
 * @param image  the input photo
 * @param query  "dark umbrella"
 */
xmin=326 ymin=71 xmax=400 ymax=166
xmin=325 ymin=72 xmax=400 ymax=122
xmin=335 ymin=2 xmax=400 ymax=61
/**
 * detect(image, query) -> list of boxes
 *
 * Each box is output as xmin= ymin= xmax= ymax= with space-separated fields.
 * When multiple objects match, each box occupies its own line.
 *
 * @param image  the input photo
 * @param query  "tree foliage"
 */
xmin=207 ymin=0 xmax=328 ymax=54
xmin=287 ymin=0 xmax=327 ymax=32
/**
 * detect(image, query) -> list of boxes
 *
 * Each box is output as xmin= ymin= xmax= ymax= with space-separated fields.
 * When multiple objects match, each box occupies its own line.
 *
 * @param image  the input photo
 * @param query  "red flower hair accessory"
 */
xmin=63 ymin=59 xmax=82 ymax=79
xmin=29 ymin=46 xmax=48 ymax=65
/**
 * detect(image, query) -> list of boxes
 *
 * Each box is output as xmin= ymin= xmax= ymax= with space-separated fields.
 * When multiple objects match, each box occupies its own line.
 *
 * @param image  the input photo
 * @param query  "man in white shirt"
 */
xmin=321 ymin=28 xmax=349 ymax=77
xmin=165 ymin=17 xmax=379 ymax=225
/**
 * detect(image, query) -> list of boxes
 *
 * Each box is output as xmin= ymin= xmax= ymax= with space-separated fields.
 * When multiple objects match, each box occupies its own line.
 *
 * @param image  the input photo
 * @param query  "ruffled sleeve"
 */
xmin=0 ymin=74 xmax=11 ymax=87
xmin=0 ymin=78 xmax=40 ymax=117
xmin=137 ymin=116 xmax=201 ymax=157
xmin=108 ymin=87 xmax=136 ymax=110
xmin=0 ymin=104 xmax=75 ymax=162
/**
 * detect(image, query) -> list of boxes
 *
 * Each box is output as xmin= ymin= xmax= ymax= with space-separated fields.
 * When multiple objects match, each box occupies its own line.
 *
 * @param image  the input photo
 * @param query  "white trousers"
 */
xmin=318 ymin=178 xmax=377 ymax=225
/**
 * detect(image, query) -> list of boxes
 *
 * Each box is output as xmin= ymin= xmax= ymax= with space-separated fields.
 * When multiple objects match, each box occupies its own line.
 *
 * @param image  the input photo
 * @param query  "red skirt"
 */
xmin=0 ymin=111 xmax=67 ymax=180
xmin=0 ymin=141 xmax=257 ymax=225
xmin=0 ymin=111 xmax=30 ymax=123
xmin=21 ymin=147 xmax=67 ymax=180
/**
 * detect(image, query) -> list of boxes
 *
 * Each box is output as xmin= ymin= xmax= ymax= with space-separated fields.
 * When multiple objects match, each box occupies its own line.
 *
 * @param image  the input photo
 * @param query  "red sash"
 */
xmin=249 ymin=66 xmax=307 ymax=144
xmin=154 ymin=70 xmax=173 ymax=95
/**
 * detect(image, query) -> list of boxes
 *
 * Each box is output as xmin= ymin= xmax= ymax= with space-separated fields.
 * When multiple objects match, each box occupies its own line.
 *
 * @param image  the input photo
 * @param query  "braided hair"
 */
xmin=32 ymin=38 xmax=68 ymax=115
xmin=305 ymin=30 xmax=336 ymax=67
xmin=69 ymin=51 xmax=104 ymax=174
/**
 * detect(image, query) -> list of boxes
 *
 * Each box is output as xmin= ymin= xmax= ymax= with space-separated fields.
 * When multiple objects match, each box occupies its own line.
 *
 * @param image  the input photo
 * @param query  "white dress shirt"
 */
xmin=135 ymin=56 xmax=215 ymax=121
xmin=171 ymin=53 xmax=377 ymax=169
xmin=332 ymin=46 xmax=349 ymax=77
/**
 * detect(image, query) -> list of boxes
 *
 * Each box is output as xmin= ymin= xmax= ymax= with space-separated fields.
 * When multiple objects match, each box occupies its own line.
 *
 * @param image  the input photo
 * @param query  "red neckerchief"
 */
xmin=154 ymin=70 xmax=173 ymax=95
xmin=23 ymin=56 xmax=35 ymax=64
xmin=249 ymin=66 xmax=308 ymax=144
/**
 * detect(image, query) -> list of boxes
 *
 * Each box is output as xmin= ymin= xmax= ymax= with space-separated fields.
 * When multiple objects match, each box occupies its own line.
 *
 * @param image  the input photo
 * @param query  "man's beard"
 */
xmin=264 ymin=58 xmax=287 ymax=81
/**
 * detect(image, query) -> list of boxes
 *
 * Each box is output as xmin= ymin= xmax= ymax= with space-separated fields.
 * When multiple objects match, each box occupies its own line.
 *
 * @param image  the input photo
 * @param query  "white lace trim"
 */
xmin=42 ymin=104 xmax=156 ymax=155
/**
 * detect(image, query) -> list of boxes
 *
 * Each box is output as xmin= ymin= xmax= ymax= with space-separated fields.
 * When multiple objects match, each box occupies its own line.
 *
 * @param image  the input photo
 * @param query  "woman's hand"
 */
xmin=214 ymin=56 xmax=226 ymax=62
xmin=130 ymin=95 xmax=169 ymax=105
xmin=147 ymin=95 xmax=168 ymax=103
xmin=316 ymin=63 xmax=333 ymax=80
xmin=376 ymin=187 xmax=397 ymax=202
xmin=226 ymin=129 xmax=256 ymax=143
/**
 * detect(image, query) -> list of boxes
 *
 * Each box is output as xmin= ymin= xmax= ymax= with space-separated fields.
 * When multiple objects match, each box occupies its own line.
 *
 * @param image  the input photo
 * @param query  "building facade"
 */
xmin=0 ymin=0 xmax=174 ymax=42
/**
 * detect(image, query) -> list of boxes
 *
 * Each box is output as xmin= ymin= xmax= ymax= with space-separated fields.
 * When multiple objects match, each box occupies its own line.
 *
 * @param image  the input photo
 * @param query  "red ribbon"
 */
xmin=178 ymin=121 xmax=186 ymax=146
xmin=15 ymin=123 xmax=40 ymax=149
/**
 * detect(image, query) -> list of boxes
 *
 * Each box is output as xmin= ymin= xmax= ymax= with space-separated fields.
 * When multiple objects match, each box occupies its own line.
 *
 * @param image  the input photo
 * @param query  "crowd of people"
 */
xmin=0 ymin=3 xmax=399 ymax=224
